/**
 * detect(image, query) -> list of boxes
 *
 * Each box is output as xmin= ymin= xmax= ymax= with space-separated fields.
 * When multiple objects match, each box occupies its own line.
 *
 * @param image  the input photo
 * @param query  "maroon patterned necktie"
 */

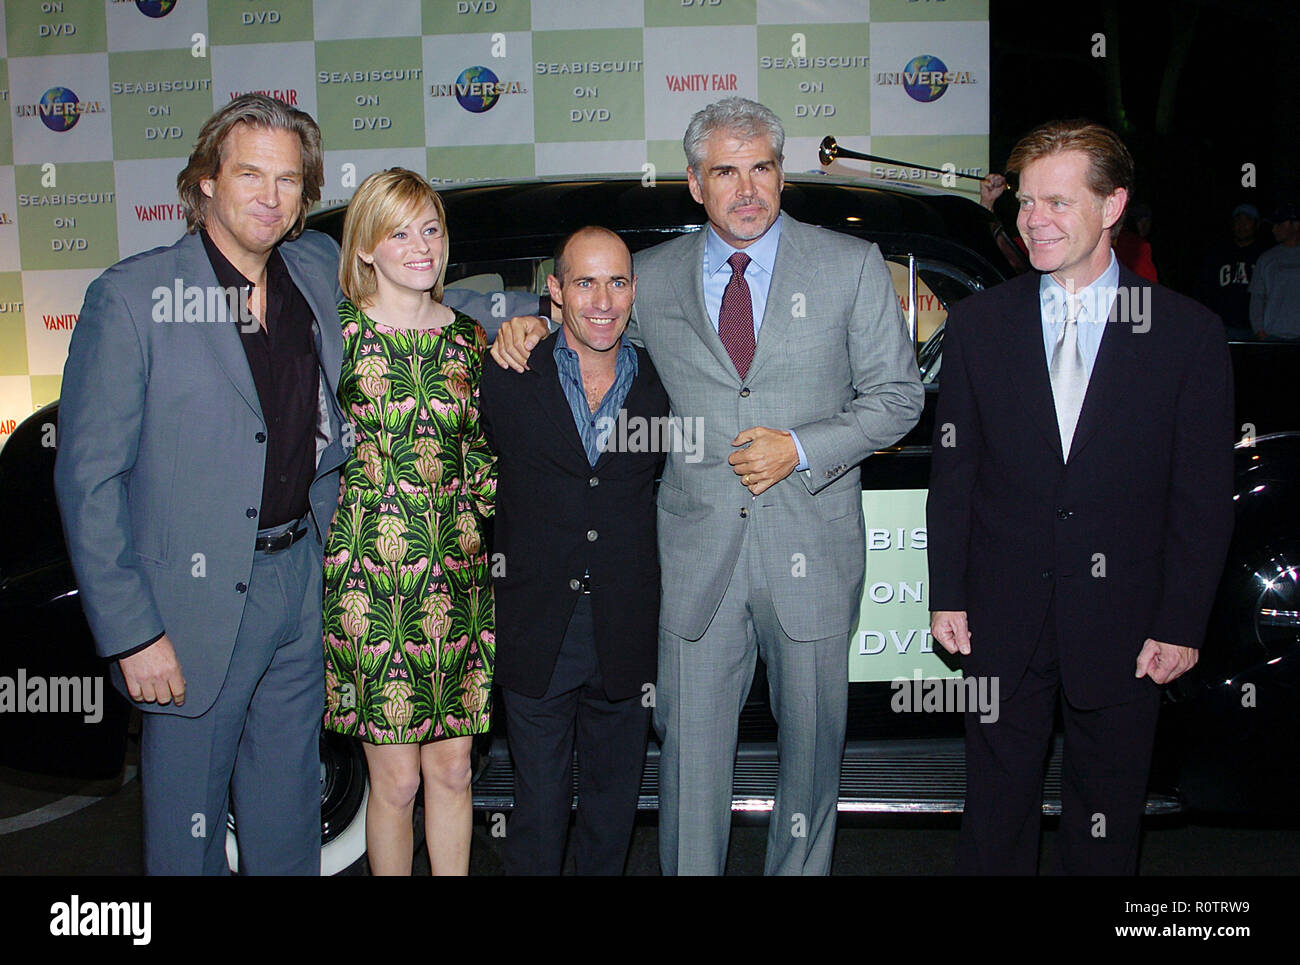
xmin=718 ymin=251 xmax=755 ymax=378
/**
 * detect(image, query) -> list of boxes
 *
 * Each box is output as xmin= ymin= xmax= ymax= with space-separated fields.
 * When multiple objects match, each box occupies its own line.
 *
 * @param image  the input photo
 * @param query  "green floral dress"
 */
xmin=322 ymin=300 xmax=496 ymax=744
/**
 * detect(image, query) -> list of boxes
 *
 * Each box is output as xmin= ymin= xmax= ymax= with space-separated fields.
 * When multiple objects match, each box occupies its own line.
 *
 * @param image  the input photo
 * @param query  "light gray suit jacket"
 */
xmin=54 ymin=229 xmax=350 ymax=717
xmin=631 ymin=212 xmax=923 ymax=642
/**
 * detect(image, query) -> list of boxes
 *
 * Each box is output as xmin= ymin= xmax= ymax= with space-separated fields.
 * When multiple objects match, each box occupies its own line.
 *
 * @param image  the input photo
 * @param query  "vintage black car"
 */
xmin=1 ymin=173 xmax=1295 ymax=873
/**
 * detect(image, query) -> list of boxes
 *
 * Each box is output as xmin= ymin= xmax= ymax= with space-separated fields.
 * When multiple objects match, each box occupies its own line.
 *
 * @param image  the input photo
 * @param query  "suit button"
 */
xmin=739 ymin=387 xmax=751 ymax=398
xmin=1057 ymin=509 xmax=1072 ymax=520
xmin=255 ymin=432 xmax=266 ymax=443
xmin=569 ymin=578 xmax=581 ymax=591
xmin=589 ymin=476 xmax=599 ymax=487
xmin=246 ymin=508 xmax=258 ymax=518
xmin=586 ymin=529 xmax=598 ymax=542
xmin=1041 ymin=570 xmax=1053 ymax=580
xmin=740 ymin=508 xmax=749 ymax=519
xmin=235 ymin=582 xmax=247 ymax=593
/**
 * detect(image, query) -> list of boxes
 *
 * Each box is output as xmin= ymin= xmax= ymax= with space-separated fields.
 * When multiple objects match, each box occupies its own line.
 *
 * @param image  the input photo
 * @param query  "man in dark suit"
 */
xmin=480 ymin=226 xmax=669 ymax=874
xmin=54 ymin=95 xmax=350 ymax=874
xmin=927 ymin=120 xmax=1234 ymax=874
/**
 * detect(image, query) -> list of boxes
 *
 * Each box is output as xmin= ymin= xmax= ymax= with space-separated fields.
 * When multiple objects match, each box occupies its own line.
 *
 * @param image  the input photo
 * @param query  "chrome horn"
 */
xmin=818 ymin=135 xmax=985 ymax=182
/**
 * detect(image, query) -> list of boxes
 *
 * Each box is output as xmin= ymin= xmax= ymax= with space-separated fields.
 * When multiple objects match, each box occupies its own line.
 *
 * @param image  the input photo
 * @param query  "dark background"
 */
xmin=986 ymin=0 xmax=1298 ymax=293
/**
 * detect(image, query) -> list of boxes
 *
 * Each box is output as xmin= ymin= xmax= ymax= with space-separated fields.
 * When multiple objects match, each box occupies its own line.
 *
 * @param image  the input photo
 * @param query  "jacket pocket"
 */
xmin=656 ymin=481 xmax=695 ymax=518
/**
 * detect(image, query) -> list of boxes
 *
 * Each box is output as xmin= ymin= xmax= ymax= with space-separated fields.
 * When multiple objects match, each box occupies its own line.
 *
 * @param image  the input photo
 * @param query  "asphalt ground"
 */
xmin=2 ymin=759 xmax=1295 ymax=877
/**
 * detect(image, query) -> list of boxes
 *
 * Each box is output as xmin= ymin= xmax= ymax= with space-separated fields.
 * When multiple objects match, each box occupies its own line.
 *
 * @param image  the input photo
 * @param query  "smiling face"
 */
xmin=1015 ymin=149 xmax=1126 ymax=290
xmin=548 ymin=229 xmax=635 ymax=362
xmin=686 ymin=129 xmax=784 ymax=249
xmin=199 ymin=123 xmax=304 ymax=266
xmin=360 ymin=200 xmax=445 ymax=300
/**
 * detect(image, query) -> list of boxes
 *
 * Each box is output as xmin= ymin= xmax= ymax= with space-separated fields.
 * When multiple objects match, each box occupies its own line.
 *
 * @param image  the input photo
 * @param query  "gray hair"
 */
xmin=683 ymin=97 xmax=785 ymax=177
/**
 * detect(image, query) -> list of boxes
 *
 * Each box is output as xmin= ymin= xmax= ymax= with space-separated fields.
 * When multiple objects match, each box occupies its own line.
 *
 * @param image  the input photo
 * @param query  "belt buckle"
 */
xmin=580 ymin=576 xmax=591 ymax=595
xmin=258 ymin=517 xmax=306 ymax=554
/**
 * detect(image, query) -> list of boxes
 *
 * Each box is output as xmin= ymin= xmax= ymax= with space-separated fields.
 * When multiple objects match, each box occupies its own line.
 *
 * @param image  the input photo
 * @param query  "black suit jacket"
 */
xmin=481 ymin=333 xmax=669 ymax=700
xmin=927 ymin=266 xmax=1235 ymax=708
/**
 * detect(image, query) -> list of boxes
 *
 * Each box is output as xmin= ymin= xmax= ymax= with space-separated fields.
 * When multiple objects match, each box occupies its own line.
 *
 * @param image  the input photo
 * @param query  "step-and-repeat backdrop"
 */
xmin=0 ymin=0 xmax=988 ymax=682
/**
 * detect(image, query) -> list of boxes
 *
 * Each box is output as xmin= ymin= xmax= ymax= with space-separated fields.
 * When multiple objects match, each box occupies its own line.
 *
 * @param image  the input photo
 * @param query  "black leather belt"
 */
xmin=254 ymin=523 xmax=309 ymax=554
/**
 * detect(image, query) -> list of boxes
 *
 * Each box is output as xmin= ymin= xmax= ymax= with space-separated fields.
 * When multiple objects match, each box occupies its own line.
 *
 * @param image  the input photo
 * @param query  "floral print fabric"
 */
xmin=323 ymin=300 xmax=496 ymax=743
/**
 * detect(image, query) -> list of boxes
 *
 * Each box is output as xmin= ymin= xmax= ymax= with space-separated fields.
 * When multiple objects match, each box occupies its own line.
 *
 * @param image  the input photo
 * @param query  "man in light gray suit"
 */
xmin=492 ymin=97 xmax=923 ymax=874
xmin=54 ymin=95 xmax=349 ymax=875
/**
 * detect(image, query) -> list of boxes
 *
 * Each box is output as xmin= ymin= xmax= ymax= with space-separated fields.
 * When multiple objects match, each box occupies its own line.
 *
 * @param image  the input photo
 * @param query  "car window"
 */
xmin=445 ymin=257 xmax=545 ymax=295
xmin=883 ymin=256 xmax=981 ymax=384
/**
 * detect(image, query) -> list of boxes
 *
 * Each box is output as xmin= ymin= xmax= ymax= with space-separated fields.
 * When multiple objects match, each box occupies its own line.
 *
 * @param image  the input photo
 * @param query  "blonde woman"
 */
xmin=323 ymin=169 xmax=494 ymax=875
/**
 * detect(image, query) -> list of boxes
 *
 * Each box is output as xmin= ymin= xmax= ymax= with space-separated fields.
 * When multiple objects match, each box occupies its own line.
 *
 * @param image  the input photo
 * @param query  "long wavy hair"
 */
xmin=176 ymin=94 xmax=324 ymax=240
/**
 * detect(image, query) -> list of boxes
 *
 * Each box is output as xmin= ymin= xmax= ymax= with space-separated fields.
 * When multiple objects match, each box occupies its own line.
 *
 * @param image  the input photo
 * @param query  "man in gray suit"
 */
xmin=54 ymin=95 xmax=349 ymax=875
xmin=492 ymin=97 xmax=923 ymax=874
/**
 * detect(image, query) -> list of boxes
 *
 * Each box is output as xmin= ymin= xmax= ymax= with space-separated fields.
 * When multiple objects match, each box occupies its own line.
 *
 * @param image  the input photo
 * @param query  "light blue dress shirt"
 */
xmin=703 ymin=217 xmax=781 ymax=339
xmin=701 ymin=220 xmax=809 ymax=470
xmin=1039 ymin=250 xmax=1120 ymax=381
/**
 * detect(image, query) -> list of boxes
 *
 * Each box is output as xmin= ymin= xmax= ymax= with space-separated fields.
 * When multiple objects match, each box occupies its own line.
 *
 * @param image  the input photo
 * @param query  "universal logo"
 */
xmin=432 ymin=66 xmax=526 ymax=114
xmin=15 ymin=87 xmax=105 ymax=132
xmin=875 ymin=55 xmax=975 ymax=103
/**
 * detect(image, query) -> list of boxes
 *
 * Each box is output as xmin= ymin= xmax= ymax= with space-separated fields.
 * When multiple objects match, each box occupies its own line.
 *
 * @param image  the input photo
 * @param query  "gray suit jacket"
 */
xmin=631 ymin=213 xmax=923 ymax=641
xmin=54 ymin=229 xmax=349 ymax=717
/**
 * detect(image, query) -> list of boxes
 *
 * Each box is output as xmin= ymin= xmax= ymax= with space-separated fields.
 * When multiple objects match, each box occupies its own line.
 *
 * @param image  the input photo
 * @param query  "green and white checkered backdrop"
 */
xmin=0 ymin=0 xmax=988 ymax=443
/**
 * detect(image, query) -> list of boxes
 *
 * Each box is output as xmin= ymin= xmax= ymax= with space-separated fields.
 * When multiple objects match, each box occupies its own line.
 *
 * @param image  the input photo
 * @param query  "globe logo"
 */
xmin=902 ymin=54 xmax=951 ymax=103
xmin=136 ymin=0 xmax=176 ymax=17
xmin=455 ymin=66 xmax=501 ymax=114
xmin=38 ymin=87 xmax=81 ymax=132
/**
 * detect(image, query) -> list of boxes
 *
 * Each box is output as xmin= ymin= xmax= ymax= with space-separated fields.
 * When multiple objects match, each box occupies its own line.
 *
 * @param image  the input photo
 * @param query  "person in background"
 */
xmin=1113 ymin=200 xmax=1158 ymax=282
xmin=323 ymin=168 xmax=496 ymax=875
xmin=1193 ymin=203 xmax=1272 ymax=340
xmin=1250 ymin=203 xmax=1300 ymax=340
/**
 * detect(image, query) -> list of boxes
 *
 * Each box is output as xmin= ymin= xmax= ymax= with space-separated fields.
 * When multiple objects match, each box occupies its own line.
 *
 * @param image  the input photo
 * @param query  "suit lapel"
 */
xmin=745 ymin=213 xmax=817 ymax=383
xmin=281 ymin=239 xmax=342 ymax=400
xmin=177 ymin=232 xmax=263 ymax=420
xmin=1066 ymin=270 xmax=1145 ymax=462
xmin=593 ymin=357 xmax=648 ymax=472
xmin=1009 ymin=277 xmax=1066 ymax=459
xmin=668 ymin=228 xmax=744 ymax=382
xmin=529 ymin=338 xmax=591 ymax=466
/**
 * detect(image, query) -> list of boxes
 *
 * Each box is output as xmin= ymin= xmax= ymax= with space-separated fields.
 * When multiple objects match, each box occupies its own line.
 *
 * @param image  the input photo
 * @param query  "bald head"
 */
xmin=552 ymin=226 xmax=631 ymax=285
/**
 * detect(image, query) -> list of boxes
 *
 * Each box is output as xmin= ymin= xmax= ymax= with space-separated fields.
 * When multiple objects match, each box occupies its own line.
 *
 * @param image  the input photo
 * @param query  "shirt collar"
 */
xmin=200 ymin=228 xmax=284 ymax=291
xmin=1039 ymin=250 xmax=1120 ymax=324
xmin=705 ymin=214 xmax=782 ymax=279
xmin=553 ymin=326 xmax=637 ymax=371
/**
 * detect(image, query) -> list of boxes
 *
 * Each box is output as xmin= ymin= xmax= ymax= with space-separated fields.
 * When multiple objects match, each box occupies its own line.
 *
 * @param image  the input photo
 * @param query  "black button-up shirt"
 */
xmin=201 ymin=229 xmax=318 ymax=528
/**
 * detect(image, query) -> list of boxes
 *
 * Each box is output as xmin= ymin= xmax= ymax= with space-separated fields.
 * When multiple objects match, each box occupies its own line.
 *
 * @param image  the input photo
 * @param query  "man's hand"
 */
xmin=489 ymin=315 xmax=550 ymax=372
xmin=119 ymin=634 xmax=186 ymax=706
xmin=979 ymin=173 xmax=1007 ymax=211
xmin=729 ymin=427 xmax=798 ymax=495
xmin=1135 ymin=638 xmax=1198 ymax=685
xmin=931 ymin=610 xmax=972 ymax=656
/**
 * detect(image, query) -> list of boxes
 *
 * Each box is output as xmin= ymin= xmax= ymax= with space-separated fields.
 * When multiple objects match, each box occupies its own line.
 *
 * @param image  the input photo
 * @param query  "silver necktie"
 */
xmin=1050 ymin=295 xmax=1086 ymax=461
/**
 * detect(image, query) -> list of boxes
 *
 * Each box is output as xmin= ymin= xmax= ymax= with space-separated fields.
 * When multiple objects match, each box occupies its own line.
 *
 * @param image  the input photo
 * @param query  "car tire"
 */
xmin=225 ymin=730 xmax=370 ymax=876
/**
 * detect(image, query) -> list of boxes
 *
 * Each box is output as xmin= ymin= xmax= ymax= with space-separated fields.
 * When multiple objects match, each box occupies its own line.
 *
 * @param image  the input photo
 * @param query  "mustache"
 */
xmin=728 ymin=197 xmax=769 ymax=214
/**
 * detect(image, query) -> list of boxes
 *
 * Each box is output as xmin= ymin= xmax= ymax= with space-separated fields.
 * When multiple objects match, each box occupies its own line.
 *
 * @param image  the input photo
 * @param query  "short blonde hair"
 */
xmin=339 ymin=168 xmax=450 ymax=305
